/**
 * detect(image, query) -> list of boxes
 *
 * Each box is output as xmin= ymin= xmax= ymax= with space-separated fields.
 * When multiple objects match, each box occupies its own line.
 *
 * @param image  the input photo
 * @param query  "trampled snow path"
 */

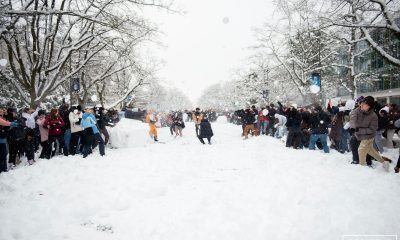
xmin=1 ymin=118 xmax=400 ymax=240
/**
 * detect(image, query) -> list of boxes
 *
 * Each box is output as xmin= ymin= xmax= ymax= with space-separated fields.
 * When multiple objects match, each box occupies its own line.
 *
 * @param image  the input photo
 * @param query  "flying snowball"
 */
xmin=222 ymin=17 xmax=230 ymax=24
xmin=0 ymin=59 xmax=7 ymax=67
xmin=310 ymin=85 xmax=320 ymax=94
xmin=91 ymin=95 xmax=98 ymax=102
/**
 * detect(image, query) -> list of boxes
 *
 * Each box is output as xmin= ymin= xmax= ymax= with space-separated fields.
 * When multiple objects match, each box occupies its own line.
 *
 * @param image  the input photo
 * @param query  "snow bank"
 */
xmin=108 ymin=118 xmax=149 ymax=148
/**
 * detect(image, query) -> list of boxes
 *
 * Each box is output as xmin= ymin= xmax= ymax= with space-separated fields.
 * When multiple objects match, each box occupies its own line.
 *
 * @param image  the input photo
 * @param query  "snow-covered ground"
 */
xmin=1 ymin=118 xmax=400 ymax=240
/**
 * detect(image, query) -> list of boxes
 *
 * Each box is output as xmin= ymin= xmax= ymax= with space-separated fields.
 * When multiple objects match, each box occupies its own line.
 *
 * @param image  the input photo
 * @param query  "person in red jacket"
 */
xmin=44 ymin=108 xmax=65 ymax=158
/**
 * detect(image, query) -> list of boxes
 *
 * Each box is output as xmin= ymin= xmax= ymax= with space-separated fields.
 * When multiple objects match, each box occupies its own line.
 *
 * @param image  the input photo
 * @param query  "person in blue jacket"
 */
xmin=81 ymin=107 xmax=105 ymax=158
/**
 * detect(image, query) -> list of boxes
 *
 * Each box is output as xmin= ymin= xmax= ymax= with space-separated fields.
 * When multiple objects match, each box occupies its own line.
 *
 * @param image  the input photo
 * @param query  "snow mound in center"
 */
xmin=108 ymin=118 xmax=149 ymax=148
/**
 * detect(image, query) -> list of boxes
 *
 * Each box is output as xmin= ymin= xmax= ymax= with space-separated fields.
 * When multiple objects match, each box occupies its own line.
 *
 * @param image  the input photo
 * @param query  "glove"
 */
xmin=10 ymin=122 xmax=18 ymax=128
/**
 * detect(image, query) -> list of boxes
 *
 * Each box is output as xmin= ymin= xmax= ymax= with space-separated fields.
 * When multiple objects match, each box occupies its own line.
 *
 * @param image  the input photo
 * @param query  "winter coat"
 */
xmin=192 ymin=111 xmax=203 ymax=125
xmin=309 ymin=110 xmax=331 ymax=135
xmin=22 ymin=107 xmax=40 ymax=129
xmin=145 ymin=113 xmax=158 ymax=125
xmin=349 ymin=107 xmax=378 ymax=141
xmin=243 ymin=111 xmax=256 ymax=125
xmin=81 ymin=113 xmax=99 ymax=135
xmin=274 ymin=114 xmax=287 ymax=127
xmin=387 ymin=110 xmax=400 ymax=129
xmin=44 ymin=114 xmax=64 ymax=136
xmin=69 ymin=111 xmax=83 ymax=133
xmin=36 ymin=117 xmax=49 ymax=142
xmin=329 ymin=111 xmax=345 ymax=142
xmin=199 ymin=119 xmax=213 ymax=138
xmin=0 ymin=117 xmax=11 ymax=142
xmin=96 ymin=112 xmax=112 ymax=129
xmin=259 ymin=111 xmax=269 ymax=122
xmin=59 ymin=105 xmax=71 ymax=131
xmin=0 ymin=117 xmax=11 ymax=127
xmin=173 ymin=116 xmax=185 ymax=128
xmin=285 ymin=110 xmax=302 ymax=129
xmin=7 ymin=116 xmax=27 ymax=141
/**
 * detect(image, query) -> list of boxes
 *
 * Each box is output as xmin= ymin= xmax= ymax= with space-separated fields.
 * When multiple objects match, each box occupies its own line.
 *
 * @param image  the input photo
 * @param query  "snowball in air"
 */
xmin=222 ymin=17 xmax=230 ymax=24
xmin=0 ymin=59 xmax=7 ymax=67
xmin=91 ymin=95 xmax=98 ymax=102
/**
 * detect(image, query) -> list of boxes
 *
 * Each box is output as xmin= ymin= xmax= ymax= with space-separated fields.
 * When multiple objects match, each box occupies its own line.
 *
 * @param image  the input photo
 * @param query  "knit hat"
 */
xmin=362 ymin=96 xmax=375 ymax=109
xmin=356 ymin=96 xmax=365 ymax=104
xmin=38 ymin=109 xmax=46 ymax=116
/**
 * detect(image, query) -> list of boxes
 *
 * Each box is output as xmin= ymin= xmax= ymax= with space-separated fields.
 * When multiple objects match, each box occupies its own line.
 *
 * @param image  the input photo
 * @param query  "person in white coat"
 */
xmin=69 ymin=105 xmax=83 ymax=155
xmin=274 ymin=113 xmax=287 ymax=139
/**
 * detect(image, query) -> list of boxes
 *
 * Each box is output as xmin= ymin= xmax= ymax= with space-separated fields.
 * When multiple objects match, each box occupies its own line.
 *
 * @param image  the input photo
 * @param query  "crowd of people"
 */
xmin=231 ymin=96 xmax=399 ymax=173
xmin=0 ymin=103 xmax=120 ymax=173
xmin=1 ymin=95 xmax=400 ymax=174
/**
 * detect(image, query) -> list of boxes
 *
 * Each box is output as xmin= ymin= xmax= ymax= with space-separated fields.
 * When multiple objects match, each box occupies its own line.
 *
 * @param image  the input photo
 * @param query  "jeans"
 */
xmin=260 ymin=120 xmax=269 ymax=135
xmin=309 ymin=133 xmax=329 ymax=153
xmin=274 ymin=126 xmax=287 ymax=138
xmin=64 ymin=129 xmax=71 ymax=156
xmin=374 ymin=130 xmax=384 ymax=153
xmin=339 ymin=128 xmax=350 ymax=153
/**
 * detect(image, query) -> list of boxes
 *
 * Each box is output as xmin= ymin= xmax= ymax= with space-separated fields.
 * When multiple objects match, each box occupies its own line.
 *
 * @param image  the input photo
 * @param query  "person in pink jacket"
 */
xmin=36 ymin=110 xmax=50 ymax=159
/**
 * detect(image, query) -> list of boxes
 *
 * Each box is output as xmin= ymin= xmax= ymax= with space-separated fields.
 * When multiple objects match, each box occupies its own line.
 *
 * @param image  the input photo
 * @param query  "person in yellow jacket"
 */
xmin=146 ymin=109 xmax=158 ymax=142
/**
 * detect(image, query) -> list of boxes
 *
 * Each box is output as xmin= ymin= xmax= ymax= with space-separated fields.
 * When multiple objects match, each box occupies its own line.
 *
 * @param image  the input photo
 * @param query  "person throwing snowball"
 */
xmin=146 ymin=109 xmax=158 ymax=142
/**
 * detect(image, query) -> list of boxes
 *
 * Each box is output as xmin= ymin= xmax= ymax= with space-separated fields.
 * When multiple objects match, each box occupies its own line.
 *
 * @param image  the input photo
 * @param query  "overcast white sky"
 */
xmin=146 ymin=0 xmax=277 ymax=104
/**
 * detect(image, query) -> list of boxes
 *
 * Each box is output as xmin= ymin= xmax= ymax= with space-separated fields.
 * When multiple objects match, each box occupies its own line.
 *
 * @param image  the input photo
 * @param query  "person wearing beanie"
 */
xmin=349 ymin=96 xmax=390 ymax=171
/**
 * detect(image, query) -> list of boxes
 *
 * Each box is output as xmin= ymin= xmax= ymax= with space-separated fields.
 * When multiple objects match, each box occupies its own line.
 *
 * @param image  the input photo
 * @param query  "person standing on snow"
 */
xmin=0 ymin=108 xmax=19 ymax=173
xmin=198 ymin=115 xmax=213 ymax=144
xmin=81 ymin=107 xmax=105 ymax=158
xmin=173 ymin=112 xmax=185 ymax=137
xmin=349 ymin=96 xmax=390 ymax=171
xmin=308 ymin=105 xmax=330 ymax=153
xmin=192 ymin=108 xmax=203 ymax=137
xmin=146 ymin=109 xmax=159 ymax=142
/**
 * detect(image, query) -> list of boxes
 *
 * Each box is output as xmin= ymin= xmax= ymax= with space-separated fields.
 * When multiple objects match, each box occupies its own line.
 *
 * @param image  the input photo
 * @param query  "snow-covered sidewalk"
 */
xmin=1 ymin=119 xmax=399 ymax=240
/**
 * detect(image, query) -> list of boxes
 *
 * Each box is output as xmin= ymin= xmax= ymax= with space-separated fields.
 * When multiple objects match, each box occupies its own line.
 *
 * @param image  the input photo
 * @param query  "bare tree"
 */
xmin=0 ymin=0 xmax=172 ymax=107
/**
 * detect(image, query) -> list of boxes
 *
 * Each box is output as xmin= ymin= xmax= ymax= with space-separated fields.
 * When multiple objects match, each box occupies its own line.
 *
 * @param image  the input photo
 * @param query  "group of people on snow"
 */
xmin=2 ymin=96 xmax=400 ymax=174
xmin=0 ymin=103 xmax=119 ymax=173
xmin=145 ymin=107 xmax=214 ymax=145
xmin=233 ymin=96 xmax=398 ymax=173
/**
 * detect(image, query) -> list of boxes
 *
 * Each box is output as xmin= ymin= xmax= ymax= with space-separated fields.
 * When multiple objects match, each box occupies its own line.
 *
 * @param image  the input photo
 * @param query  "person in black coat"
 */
xmin=285 ymin=106 xmax=304 ymax=148
xmin=198 ymin=116 xmax=213 ymax=144
xmin=308 ymin=105 xmax=331 ymax=153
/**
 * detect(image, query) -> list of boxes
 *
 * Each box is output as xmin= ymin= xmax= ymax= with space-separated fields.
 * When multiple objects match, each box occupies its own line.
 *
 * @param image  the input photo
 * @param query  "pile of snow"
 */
xmin=108 ymin=118 xmax=149 ymax=148
xmin=216 ymin=116 xmax=228 ymax=124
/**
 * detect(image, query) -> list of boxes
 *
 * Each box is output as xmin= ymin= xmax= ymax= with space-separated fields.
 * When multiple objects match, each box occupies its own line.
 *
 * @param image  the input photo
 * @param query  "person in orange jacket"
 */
xmin=146 ymin=109 xmax=158 ymax=142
